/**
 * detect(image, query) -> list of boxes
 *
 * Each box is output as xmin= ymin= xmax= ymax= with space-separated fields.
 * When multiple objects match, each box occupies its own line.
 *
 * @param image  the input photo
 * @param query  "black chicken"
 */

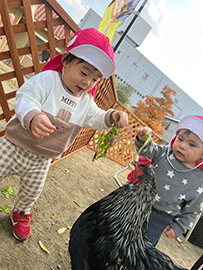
xmin=69 ymin=163 xmax=188 ymax=270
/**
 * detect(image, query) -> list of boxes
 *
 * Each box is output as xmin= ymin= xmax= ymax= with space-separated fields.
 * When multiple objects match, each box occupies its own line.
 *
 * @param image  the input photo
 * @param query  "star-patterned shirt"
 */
xmin=135 ymin=136 xmax=203 ymax=237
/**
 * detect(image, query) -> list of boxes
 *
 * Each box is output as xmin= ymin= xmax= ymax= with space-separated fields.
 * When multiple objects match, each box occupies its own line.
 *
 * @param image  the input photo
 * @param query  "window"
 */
xmin=130 ymin=62 xmax=138 ymax=72
xmin=142 ymin=72 xmax=149 ymax=81
xmin=173 ymin=98 xmax=178 ymax=105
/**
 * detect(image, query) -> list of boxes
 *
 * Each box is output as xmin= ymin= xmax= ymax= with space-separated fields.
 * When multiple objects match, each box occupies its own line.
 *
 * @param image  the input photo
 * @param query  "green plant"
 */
xmin=92 ymin=113 xmax=120 ymax=161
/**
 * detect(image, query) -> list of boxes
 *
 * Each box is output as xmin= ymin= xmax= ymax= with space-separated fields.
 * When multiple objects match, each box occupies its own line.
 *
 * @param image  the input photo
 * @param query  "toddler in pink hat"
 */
xmin=133 ymin=114 xmax=203 ymax=247
xmin=0 ymin=28 xmax=128 ymax=241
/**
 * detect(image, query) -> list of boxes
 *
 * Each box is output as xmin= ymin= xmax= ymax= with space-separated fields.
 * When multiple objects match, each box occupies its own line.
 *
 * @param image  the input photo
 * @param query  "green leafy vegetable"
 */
xmin=93 ymin=113 xmax=121 ymax=161
xmin=0 ymin=205 xmax=11 ymax=214
xmin=133 ymin=133 xmax=151 ymax=163
xmin=138 ymin=133 xmax=151 ymax=154
xmin=1 ymin=187 xmax=15 ymax=198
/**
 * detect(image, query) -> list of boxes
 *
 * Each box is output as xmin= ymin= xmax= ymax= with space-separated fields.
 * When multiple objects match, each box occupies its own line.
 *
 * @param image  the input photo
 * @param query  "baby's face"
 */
xmin=62 ymin=58 xmax=102 ymax=97
xmin=172 ymin=129 xmax=203 ymax=168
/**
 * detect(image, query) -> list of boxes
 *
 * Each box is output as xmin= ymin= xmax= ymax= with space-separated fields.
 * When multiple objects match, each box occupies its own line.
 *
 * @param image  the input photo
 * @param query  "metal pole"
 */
xmin=113 ymin=0 xmax=149 ymax=52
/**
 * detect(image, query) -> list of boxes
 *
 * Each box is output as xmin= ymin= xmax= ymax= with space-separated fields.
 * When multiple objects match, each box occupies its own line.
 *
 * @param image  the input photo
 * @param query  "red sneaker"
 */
xmin=10 ymin=210 xmax=33 ymax=241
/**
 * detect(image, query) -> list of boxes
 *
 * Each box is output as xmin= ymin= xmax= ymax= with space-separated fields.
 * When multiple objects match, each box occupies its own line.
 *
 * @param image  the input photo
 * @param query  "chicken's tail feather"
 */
xmin=144 ymin=241 xmax=188 ymax=270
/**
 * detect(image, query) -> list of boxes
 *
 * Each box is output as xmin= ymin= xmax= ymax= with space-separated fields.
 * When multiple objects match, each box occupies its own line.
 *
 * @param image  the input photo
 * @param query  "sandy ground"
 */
xmin=0 ymin=147 xmax=202 ymax=270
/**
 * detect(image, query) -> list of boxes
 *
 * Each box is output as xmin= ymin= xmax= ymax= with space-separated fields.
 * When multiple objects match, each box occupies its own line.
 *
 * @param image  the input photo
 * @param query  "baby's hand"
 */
xmin=164 ymin=225 xmax=176 ymax=239
xmin=136 ymin=127 xmax=152 ymax=142
xmin=30 ymin=113 xmax=56 ymax=139
xmin=112 ymin=111 xmax=128 ymax=128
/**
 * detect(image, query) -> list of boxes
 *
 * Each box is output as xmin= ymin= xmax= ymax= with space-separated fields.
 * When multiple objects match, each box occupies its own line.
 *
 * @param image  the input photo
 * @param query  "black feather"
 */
xmin=69 ymin=166 xmax=188 ymax=270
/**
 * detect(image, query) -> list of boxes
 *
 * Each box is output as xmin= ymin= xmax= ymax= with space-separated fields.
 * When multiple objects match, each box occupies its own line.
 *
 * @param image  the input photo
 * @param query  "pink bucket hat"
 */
xmin=41 ymin=28 xmax=115 ymax=96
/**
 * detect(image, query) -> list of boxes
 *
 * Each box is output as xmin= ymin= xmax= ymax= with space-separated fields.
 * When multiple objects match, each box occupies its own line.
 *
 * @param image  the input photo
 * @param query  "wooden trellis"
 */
xmin=0 ymin=0 xmax=163 ymax=168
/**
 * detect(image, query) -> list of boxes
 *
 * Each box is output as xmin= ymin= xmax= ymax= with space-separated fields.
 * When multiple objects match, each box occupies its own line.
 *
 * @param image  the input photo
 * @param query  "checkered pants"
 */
xmin=0 ymin=138 xmax=52 ymax=212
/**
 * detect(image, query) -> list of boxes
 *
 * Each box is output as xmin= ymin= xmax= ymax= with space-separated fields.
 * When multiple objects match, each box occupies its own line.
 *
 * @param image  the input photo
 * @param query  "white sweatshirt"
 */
xmin=5 ymin=70 xmax=114 ymax=158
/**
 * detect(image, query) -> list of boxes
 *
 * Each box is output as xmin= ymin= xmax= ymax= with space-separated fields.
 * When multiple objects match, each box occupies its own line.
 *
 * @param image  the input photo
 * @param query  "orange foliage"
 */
xmin=133 ymin=86 xmax=177 ymax=135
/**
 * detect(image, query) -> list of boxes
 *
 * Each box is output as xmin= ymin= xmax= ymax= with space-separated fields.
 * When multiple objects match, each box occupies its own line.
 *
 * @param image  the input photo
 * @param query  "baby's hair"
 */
xmin=62 ymin=53 xmax=101 ymax=75
xmin=177 ymin=129 xmax=192 ymax=136
xmin=62 ymin=53 xmax=84 ymax=64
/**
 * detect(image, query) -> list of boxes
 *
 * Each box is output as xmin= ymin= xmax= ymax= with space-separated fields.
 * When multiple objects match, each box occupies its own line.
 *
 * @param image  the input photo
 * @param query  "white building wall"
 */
xmin=78 ymin=8 xmax=101 ymax=29
xmin=116 ymin=14 xmax=152 ymax=46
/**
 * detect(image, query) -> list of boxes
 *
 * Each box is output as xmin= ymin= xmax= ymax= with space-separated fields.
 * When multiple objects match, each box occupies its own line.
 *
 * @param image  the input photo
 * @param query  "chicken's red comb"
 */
xmin=127 ymin=156 xmax=151 ymax=185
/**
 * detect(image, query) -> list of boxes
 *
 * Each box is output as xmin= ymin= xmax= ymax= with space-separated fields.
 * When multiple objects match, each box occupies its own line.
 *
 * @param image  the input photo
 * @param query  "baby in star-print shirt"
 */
xmin=135 ymin=115 xmax=203 ymax=247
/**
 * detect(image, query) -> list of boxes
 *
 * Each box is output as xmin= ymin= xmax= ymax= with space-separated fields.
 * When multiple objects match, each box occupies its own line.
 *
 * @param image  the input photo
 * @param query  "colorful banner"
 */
xmin=98 ymin=0 xmax=141 ymax=44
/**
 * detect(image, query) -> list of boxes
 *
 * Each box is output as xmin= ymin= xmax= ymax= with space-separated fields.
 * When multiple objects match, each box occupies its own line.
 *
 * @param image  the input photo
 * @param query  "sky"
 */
xmin=56 ymin=0 xmax=203 ymax=108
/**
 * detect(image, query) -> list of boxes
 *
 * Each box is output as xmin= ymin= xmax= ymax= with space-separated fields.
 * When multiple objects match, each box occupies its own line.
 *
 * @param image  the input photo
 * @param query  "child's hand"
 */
xmin=164 ymin=225 xmax=176 ymax=239
xmin=136 ymin=127 xmax=152 ymax=142
xmin=112 ymin=111 xmax=128 ymax=128
xmin=30 ymin=113 xmax=56 ymax=139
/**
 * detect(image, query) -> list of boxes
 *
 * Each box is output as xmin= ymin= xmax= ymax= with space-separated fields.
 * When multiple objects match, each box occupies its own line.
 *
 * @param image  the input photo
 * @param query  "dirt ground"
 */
xmin=0 ymin=147 xmax=202 ymax=270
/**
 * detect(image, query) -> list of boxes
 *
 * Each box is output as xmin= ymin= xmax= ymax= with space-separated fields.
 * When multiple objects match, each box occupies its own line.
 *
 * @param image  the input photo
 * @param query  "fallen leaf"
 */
xmin=0 ymin=205 xmax=11 ymax=214
xmin=71 ymin=197 xmax=81 ymax=207
xmin=38 ymin=240 xmax=50 ymax=254
xmin=51 ymin=214 xmax=59 ymax=219
xmin=58 ymin=227 xmax=67 ymax=234
xmin=1 ymin=187 xmax=15 ymax=198
xmin=67 ymin=226 xmax=72 ymax=230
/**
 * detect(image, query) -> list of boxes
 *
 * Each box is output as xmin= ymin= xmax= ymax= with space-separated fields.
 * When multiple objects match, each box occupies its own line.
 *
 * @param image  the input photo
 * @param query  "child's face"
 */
xmin=172 ymin=129 xmax=203 ymax=168
xmin=62 ymin=56 xmax=102 ymax=97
